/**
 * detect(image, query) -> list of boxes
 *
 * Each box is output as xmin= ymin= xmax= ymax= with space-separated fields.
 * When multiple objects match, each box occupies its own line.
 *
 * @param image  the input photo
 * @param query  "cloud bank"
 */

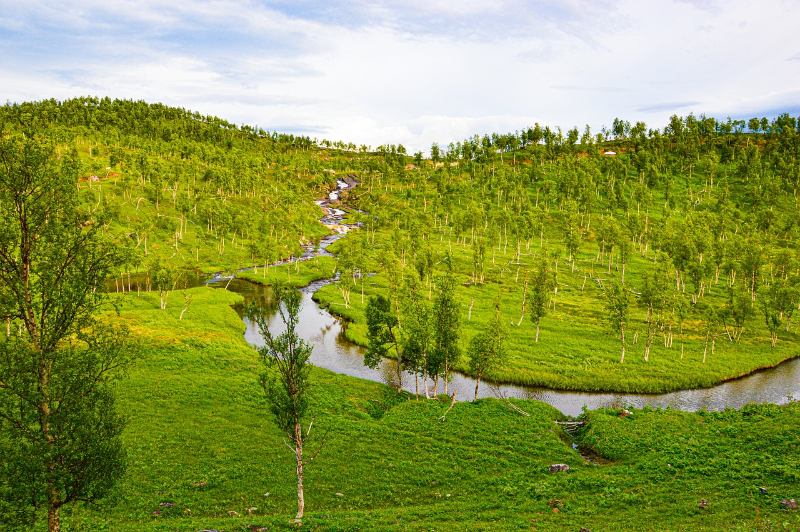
xmin=1 ymin=0 xmax=799 ymax=150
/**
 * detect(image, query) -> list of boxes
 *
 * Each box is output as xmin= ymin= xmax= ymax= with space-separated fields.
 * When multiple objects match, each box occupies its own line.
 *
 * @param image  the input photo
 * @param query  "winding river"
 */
xmin=231 ymin=187 xmax=799 ymax=416
xmin=121 ymin=183 xmax=800 ymax=417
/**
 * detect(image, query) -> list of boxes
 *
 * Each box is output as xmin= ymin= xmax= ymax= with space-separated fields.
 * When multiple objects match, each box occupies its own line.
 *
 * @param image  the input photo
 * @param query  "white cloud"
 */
xmin=1 ymin=0 xmax=799 ymax=151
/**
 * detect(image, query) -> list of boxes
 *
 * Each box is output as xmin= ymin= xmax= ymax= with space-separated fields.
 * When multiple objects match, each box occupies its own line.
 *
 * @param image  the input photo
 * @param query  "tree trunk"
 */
xmin=47 ymin=503 xmax=60 ymax=532
xmin=619 ymin=326 xmax=626 ymax=363
xmin=293 ymin=422 xmax=305 ymax=524
xmin=535 ymin=321 xmax=540 ymax=342
xmin=443 ymin=360 xmax=449 ymax=396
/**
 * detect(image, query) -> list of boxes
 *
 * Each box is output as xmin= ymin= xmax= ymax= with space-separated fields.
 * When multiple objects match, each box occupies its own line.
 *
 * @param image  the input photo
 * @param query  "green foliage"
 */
xmin=467 ymin=301 xmax=507 ymax=397
xmin=432 ymin=273 xmax=461 ymax=390
xmin=0 ymin=132 xmax=131 ymax=530
xmin=364 ymin=295 xmax=400 ymax=371
xmin=248 ymin=287 xmax=312 ymax=438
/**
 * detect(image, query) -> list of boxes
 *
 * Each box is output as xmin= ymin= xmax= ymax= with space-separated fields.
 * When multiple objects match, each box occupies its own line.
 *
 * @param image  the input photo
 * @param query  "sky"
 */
xmin=1 ymin=0 xmax=799 ymax=151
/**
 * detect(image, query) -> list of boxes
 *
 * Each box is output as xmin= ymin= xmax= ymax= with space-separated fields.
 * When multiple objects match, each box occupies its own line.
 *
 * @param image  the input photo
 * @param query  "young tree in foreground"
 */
xmin=0 ymin=134 xmax=129 ymax=532
xmin=467 ymin=301 xmax=507 ymax=399
xmin=247 ymin=287 xmax=313 ymax=525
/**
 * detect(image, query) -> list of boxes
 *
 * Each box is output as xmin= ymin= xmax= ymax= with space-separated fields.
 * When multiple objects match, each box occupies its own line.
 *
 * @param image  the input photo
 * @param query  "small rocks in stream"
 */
xmin=781 ymin=498 xmax=798 ymax=510
xmin=698 ymin=499 xmax=709 ymax=509
xmin=549 ymin=463 xmax=570 ymax=473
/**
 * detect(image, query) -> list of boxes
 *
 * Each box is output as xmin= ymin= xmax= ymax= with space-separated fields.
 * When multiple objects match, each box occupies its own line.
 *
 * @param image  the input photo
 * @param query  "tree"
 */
xmin=149 ymin=259 xmax=175 ymax=310
xmin=467 ymin=301 xmax=507 ymax=399
xmin=637 ymin=260 xmax=671 ymax=362
xmin=603 ymin=280 xmax=630 ymax=363
xmin=432 ymin=274 xmax=461 ymax=395
xmin=400 ymin=276 xmax=434 ymax=398
xmin=722 ymin=286 xmax=753 ymax=342
xmin=528 ymin=257 xmax=555 ymax=342
xmin=247 ymin=286 xmax=313 ymax=525
xmin=0 ymin=134 xmax=129 ymax=532
xmin=364 ymin=295 xmax=404 ymax=388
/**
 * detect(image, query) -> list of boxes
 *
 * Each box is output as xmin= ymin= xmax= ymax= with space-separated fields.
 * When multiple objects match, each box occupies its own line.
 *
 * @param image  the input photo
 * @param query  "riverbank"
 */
xmin=311 ymin=263 xmax=800 ymax=394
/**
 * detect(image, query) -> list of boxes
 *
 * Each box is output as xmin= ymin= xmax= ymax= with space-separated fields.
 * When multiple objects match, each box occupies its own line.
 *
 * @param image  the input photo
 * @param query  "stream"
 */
xmin=118 ymin=180 xmax=800 ymax=417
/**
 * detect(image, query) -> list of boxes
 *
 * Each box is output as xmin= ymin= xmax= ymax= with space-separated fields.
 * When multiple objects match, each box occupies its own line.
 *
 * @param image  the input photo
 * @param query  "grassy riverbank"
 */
xmin=313 ymin=250 xmax=800 ymax=394
xmin=32 ymin=288 xmax=796 ymax=530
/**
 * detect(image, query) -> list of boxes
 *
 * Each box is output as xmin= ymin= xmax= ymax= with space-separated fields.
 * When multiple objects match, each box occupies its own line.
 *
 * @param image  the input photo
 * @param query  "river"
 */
xmin=113 ymin=183 xmax=800 ymax=417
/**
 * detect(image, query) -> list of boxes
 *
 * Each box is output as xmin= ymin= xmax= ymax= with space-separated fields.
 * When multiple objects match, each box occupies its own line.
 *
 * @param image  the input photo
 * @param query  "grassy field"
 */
xmin=314 ymin=230 xmax=800 ymax=393
xmin=27 ymin=287 xmax=796 ymax=531
xmin=238 ymin=255 xmax=338 ymax=289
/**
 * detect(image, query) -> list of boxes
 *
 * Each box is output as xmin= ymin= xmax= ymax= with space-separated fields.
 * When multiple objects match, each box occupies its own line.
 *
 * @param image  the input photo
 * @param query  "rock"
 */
xmin=158 ymin=501 xmax=176 ymax=507
xmin=781 ymin=498 xmax=798 ymax=510
xmin=547 ymin=498 xmax=564 ymax=509
xmin=549 ymin=463 xmax=570 ymax=473
xmin=698 ymin=499 xmax=709 ymax=509
xmin=151 ymin=510 xmax=161 ymax=516
xmin=335 ymin=492 xmax=344 ymax=497
xmin=227 ymin=510 xmax=240 ymax=517
xmin=619 ymin=409 xmax=632 ymax=418
xmin=580 ymin=528 xmax=591 ymax=532
xmin=246 ymin=506 xmax=257 ymax=515
xmin=191 ymin=480 xmax=208 ymax=488
xmin=759 ymin=487 xmax=768 ymax=495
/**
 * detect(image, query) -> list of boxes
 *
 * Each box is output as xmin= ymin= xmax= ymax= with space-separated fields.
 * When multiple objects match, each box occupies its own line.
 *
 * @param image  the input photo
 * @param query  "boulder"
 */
xmin=549 ymin=463 xmax=570 ymax=473
xmin=781 ymin=498 xmax=798 ymax=510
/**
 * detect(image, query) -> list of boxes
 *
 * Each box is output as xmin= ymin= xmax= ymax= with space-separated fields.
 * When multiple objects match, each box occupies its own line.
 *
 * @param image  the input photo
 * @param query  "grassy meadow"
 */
xmin=31 ymin=287 xmax=794 ymax=531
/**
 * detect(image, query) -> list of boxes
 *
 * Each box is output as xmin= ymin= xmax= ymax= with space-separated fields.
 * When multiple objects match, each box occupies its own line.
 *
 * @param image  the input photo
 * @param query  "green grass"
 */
xmin=29 ymin=288 xmax=797 ymax=531
xmin=238 ymin=256 xmax=338 ymax=288
xmin=314 ymin=238 xmax=800 ymax=393
xmin=313 ymin=173 xmax=800 ymax=394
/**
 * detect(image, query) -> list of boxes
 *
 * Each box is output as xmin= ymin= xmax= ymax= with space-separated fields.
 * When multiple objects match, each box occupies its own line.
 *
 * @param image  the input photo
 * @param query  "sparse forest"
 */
xmin=1 ymin=99 xmax=798 ymax=530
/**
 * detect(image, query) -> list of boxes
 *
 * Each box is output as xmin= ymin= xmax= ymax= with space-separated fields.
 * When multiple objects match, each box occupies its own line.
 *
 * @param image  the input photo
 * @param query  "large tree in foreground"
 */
xmin=0 ymin=134 xmax=130 ymax=532
xmin=248 ymin=286 xmax=313 ymax=525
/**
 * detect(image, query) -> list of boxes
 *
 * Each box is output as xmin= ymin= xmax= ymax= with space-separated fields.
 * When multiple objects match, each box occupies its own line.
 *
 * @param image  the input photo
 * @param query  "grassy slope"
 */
xmin=47 ymin=288 xmax=799 ymax=531
xmin=313 ymin=166 xmax=800 ymax=393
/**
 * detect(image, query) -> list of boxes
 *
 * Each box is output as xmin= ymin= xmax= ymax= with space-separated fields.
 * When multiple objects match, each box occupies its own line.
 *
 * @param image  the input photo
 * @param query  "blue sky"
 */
xmin=1 ymin=0 xmax=799 ymax=150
